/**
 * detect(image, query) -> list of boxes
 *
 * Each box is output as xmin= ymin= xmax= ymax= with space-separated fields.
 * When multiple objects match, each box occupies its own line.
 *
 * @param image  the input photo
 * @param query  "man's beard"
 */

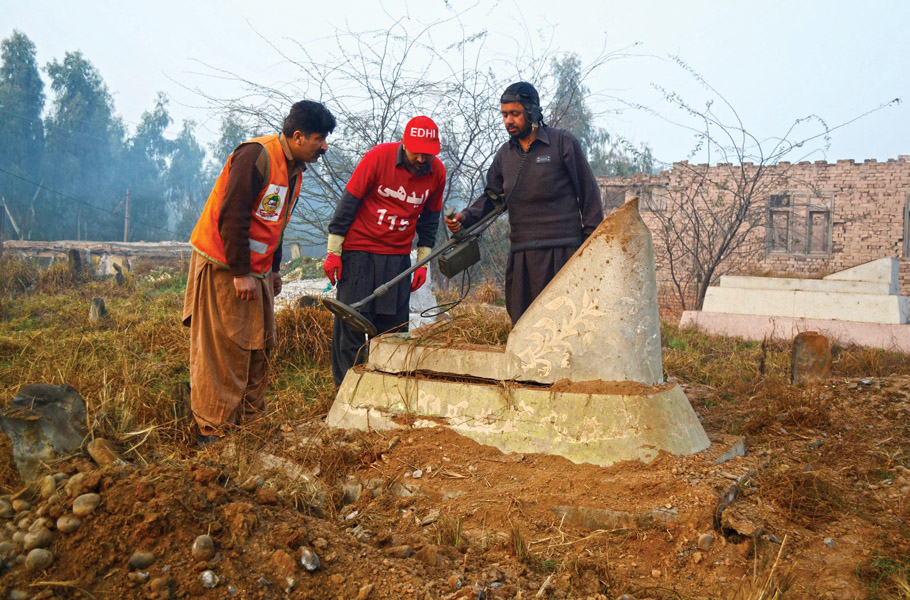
xmin=407 ymin=156 xmax=430 ymax=174
xmin=508 ymin=121 xmax=533 ymax=140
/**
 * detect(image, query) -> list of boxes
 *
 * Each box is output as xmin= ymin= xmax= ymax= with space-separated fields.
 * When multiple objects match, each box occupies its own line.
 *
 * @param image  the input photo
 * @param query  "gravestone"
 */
xmin=791 ymin=331 xmax=832 ymax=385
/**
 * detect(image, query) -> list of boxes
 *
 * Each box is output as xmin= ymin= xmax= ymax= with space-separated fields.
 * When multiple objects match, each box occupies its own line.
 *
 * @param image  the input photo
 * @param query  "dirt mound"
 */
xmin=1 ymin=376 xmax=909 ymax=599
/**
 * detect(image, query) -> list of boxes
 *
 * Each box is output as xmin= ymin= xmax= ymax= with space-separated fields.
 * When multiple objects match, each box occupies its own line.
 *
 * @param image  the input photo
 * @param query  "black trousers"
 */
xmin=331 ymin=251 xmax=411 ymax=387
xmin=505 ymin=246 xmax=578 ymax=325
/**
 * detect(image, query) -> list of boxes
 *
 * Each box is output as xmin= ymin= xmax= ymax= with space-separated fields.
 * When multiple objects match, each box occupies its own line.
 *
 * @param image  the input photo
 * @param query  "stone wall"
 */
xmin=598 ymin=156 xmax=910 ymax=312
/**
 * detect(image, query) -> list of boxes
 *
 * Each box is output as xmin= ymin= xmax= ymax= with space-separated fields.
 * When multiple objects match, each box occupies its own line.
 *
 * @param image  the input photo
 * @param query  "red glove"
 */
xmin=323 ymin=253 xmax=342 ymax=285
xmin=410 ymin=266 xmax=427 ymax=292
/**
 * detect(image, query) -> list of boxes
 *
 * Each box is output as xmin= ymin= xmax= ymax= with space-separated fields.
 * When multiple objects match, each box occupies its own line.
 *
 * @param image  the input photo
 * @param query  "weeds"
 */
xmin=435 ymin=513 xmax=466 ymax=551
xmin=857 ymin=555 xmax=910 ymax=599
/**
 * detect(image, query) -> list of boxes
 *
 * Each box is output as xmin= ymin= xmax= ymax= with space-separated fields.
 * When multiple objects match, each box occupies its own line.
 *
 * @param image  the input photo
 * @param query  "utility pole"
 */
xmin=0 ymin=201 xmax=5 ymax=254
xmin=124 ymin=188 xmax=131 ymax=243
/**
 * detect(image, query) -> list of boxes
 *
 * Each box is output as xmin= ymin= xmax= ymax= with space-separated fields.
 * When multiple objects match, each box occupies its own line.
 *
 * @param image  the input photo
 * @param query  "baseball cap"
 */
xmin=402 ymin=116 xmax=441 ymax=155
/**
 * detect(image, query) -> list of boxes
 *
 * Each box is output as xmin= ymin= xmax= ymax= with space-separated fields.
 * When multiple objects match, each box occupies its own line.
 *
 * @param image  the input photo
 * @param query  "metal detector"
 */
xmin=322 ymin=199 xmax=507 ymax=336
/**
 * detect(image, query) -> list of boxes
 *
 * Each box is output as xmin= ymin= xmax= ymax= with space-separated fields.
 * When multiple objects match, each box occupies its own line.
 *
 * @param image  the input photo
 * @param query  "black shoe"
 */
xmin=196 ymin=434 xmax=221 ymax=448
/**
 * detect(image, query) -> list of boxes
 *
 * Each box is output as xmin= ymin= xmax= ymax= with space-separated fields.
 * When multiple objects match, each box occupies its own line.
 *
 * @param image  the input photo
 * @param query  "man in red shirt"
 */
xmin=323 ymin=116 xmax=446 ymax=386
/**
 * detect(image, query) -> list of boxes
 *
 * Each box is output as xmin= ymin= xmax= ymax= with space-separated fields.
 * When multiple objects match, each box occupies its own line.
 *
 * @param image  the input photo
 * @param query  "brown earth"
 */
xmin=1 ymin=376 xmax=908 ymax=599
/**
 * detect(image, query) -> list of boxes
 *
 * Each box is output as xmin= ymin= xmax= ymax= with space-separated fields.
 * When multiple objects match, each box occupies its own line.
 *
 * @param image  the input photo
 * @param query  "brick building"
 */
xmin=598 ymin=155 xmax=910 ymax=311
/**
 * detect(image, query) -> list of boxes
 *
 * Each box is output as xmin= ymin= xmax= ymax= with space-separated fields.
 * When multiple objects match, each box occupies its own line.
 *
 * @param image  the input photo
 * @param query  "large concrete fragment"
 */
xmin=366 ymin=199 xmax=665 ymax=385
xmin=327 ymin=198 xmax=710 ymax=466
xmin=0 ymin=384 xmax=88 ymax=481
xmin=505 ymin=199 xmax=664 ymax=384
xmin=326 ymin=372 xmax=709 ymax=467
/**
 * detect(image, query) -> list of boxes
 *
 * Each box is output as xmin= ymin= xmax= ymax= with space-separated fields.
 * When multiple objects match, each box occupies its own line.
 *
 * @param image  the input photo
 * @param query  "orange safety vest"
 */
xmin=190 ymin=135 xmax=301 ymax=278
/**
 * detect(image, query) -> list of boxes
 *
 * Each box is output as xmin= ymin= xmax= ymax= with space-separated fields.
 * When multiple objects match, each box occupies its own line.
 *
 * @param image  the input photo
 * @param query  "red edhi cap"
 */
xmin=402 ymin=115 xmax=441 ymax=155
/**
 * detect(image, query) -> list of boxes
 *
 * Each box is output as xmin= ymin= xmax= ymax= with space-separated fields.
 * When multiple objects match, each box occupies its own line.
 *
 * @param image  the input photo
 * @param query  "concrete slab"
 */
xmin=823 ymin=257 xmax=898 ymax=293
xmin=366 ymin=335 xmax=511 ymax=380
xmin=719 ymin=275 xmax=892 ymax=296
xmin=326 ymin=370 xmax=710 ymax=467
xmin=680 ymin=311 xmax=910 ymax=353
xmin=702 ymin=286 xmax=908 ymax=324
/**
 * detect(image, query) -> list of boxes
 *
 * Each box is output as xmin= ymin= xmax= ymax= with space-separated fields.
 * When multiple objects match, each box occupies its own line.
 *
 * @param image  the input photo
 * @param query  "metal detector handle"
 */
xmin=348 ymin=201 xmax=508 ymax=310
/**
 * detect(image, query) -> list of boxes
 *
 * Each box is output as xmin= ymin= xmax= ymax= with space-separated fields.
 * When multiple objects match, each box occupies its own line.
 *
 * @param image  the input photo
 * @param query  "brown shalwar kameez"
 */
xmin=183 ymin=251 xmax=276 ymax=435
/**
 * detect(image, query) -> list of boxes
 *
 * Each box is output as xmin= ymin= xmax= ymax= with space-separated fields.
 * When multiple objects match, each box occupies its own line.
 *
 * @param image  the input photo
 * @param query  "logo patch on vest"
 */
xmin=256 ymin=184 xmax=287 ymax=222
xmin=536 ymin=155 xmax=552 ymax=164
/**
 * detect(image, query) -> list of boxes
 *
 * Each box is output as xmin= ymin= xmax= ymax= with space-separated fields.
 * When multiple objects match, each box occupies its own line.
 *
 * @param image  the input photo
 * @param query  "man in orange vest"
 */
xmin=183 ymin=100 xmax=336 ymax=446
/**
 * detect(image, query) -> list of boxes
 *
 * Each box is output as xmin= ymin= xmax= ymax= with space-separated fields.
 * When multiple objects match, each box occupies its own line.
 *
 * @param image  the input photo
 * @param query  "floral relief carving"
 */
xmin=516 ymin=292 xmax=603 ymax=377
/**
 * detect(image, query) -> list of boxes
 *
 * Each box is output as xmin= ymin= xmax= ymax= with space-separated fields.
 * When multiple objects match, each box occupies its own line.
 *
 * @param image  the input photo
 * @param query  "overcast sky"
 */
xmin=4 ymin=0 xmax=908 ymax=166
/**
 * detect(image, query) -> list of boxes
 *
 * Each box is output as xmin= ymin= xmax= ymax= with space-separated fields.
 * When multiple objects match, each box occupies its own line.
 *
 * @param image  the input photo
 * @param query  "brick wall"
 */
xmin=598 ymin=155 xmax=910 ymax=312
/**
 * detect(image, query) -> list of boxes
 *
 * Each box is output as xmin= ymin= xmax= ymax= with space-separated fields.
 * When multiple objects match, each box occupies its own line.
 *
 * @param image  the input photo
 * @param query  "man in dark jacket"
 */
xmin=446 ymin=82 xmax=603 ymax=324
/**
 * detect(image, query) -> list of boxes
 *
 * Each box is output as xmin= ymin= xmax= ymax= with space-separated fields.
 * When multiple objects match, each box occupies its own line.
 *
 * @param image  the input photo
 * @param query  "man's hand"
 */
xmin=410 ymin=266 xmax=427 ymax=292
xmin=323 ymin=253 xmax=343 ymax=285
xmin=445 ymin=212 xmax=465 ymax=233
xmin=233 ymin=275 xmax=258 ymax=302
xmin=271 ymin=272 xmax=282 ymax=297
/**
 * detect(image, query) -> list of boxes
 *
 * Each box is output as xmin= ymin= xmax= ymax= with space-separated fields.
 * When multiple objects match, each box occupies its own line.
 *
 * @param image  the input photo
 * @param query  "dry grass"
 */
xmin=410 ymin=303 xmax=511 ymax=346
xmin=467 ymin=280 xmax=503 ymax=305
xmin=274 ymin=306 xmax=333 ymax=366
xmin=0 ymin=263 xmax=338 ymax=474
xmin=756 ymin=466 xmax=844 ymax=528
xmin=0 ymin=255 xmax=40 ymax=295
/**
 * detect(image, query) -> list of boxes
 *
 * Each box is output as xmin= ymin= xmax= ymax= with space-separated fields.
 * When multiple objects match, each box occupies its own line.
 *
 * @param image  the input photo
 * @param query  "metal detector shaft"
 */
xmin=322 ymin=201 xmax=507 ymax=335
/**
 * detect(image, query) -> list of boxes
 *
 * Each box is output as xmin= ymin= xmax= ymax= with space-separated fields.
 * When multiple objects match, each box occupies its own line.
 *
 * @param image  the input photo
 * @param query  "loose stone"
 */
xmin=57 ymin=514 xmax=82 ymax=534
xmin=25 ymin=548 xmax=54 ymax=571
xmin=0 ymin=500 xmax=12 ymax=519
xmin=0 ymin=541 xmax=15 ymax=560
xmin=192 ymin=534 xmax=216 ymax=561
xmin=39 ymin=475 xmax=57 ymax=499
xmin=129 ymin=551 xmax=156 ymax=570
xmin=385 ymin=545 xmax=412 ymax=559
xmin=9 ymin=590 xmax=29 ymax=600
xmin=11 ymin=499 xmax=31 ymax=513
xmin=28 ymin=517 xmax=51 ymax=533
xmin=65 ymin=472 xmax=87 ymax=497
xmin=200 ymin=570 xmax=219 ymax=588
xmin=697 ymin=533 xmax=715 ymax=551
xmin=72 ymin=493 xmax=101 ymax=517
xmin=128 ymin=571 xmax=150 ymax=584
xmin=300 ymin=547 xmax=320 ymax=572
xmin=23 ymin=528 xmax=53 ymax=551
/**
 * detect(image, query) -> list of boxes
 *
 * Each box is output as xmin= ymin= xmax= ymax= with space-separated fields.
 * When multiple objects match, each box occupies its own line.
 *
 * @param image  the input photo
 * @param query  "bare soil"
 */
xmin=1 ymin=375 xmax=908 ymax=600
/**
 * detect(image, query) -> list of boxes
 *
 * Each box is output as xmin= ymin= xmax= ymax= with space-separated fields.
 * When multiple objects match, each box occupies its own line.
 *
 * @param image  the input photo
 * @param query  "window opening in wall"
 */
xmin=767 ymin=191 xmax=832 ymax=256
xmin=624 ymin=186 xmax=666 ymax=211
xmin=770 ymin=211 xmax=790 ymax=252
xmin=808 ymin=211 xmax=830 ymax=254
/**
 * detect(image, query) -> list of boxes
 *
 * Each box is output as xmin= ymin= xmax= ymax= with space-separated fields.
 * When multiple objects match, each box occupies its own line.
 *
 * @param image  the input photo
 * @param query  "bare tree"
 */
xmin=184 ymin=8 xmax=629 ymax=275
xmin=628 ymin=56 xmax=899 ymax=310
